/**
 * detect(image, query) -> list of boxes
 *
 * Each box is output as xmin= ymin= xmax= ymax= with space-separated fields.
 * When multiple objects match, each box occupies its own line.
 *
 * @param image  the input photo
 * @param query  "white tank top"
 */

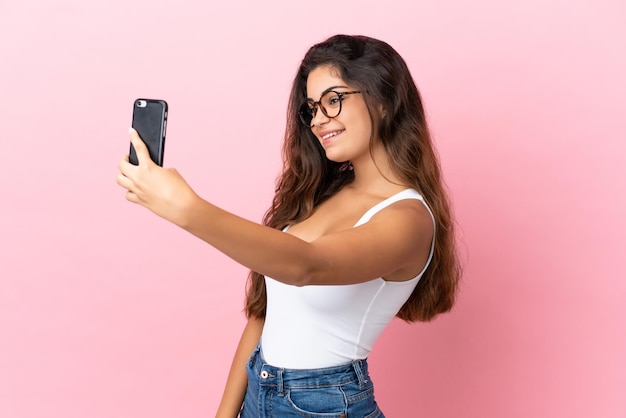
xmin=261 ymin=189 xmax=435 ymax=369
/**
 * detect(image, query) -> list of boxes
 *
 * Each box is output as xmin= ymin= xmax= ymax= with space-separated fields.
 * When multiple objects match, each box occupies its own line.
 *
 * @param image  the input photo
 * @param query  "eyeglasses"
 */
xmin=298 ymin=90 xmax=362 ymax=127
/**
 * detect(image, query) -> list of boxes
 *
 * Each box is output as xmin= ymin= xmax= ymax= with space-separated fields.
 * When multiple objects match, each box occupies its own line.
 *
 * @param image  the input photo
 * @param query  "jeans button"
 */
xmin=260 ymin=370 xmax=269 ymax=379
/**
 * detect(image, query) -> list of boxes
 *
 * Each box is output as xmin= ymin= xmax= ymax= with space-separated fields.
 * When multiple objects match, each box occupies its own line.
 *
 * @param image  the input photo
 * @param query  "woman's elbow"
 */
xmin=290 ymin=268 xmax=316 ymax=287
xmin=284 ymin=245 xmax=331 ymax=286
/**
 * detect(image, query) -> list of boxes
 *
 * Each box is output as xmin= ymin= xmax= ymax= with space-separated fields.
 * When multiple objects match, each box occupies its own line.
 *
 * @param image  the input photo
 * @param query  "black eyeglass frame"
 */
xmin=298 ymin=90 xmax=362 ymax=127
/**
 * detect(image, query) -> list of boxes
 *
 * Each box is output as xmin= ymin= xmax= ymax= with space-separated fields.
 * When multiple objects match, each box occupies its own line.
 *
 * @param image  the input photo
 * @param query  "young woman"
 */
xmin=118 ymin=34 xmax=461 ymax=417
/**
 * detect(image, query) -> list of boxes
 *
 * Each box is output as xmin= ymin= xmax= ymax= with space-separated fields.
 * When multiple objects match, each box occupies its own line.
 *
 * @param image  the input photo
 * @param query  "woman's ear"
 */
xmin=378 ymin=104 xmax=387 ymax=119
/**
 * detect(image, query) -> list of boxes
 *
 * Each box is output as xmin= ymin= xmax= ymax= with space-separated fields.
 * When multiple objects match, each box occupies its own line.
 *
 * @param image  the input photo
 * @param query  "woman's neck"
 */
xmin=348 ymin=146 xmax=407 ymax=196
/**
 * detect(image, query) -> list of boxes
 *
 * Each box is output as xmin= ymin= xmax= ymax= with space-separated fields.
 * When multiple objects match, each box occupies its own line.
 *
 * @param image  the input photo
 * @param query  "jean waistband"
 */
xmin=248 ymin=345 xmax=370 ymax=393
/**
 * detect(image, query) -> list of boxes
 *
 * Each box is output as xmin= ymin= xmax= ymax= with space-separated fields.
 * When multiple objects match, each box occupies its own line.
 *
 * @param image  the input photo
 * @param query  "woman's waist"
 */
xmin=250 ymin=344 xmax=371 ymax=388
xmin=260 ymin=326 xmax=376 ymax=369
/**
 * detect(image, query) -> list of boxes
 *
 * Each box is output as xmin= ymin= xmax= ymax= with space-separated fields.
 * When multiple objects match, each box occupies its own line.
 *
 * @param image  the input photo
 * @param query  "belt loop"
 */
xmin=277 ymin=368 xmax=285 ymax=396
xmin=352 ymin=359 xmax=368 ymax=389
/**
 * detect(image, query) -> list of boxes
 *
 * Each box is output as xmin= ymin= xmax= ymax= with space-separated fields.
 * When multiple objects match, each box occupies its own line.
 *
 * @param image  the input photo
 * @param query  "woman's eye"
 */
xmin=327 ymin=96 xmax=341 ymax=107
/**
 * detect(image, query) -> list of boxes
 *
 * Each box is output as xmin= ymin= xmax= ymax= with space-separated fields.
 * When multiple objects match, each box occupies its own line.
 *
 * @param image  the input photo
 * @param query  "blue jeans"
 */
xmin=240 ymin=345 xmax=384 ymax=417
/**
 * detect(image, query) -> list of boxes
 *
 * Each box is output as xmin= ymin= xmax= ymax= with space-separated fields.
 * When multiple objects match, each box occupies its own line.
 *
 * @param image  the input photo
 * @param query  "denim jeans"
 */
xmin=240 ymin=345 xmax=384 ymax=417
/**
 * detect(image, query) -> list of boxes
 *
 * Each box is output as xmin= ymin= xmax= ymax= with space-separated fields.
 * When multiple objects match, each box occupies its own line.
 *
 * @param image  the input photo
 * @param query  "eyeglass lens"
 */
xmin=299 ymin=91 xmax=344 ymax=126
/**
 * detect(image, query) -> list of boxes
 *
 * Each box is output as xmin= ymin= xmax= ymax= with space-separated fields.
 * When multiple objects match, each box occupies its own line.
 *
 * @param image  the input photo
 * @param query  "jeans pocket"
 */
xmin=285 ymin=386 xmax=347 ymax=417
xmin=345 ymin=385 xmax=384 ymax=418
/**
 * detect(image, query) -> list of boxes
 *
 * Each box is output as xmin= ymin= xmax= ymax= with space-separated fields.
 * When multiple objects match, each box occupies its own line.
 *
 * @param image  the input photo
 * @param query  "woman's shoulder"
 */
xmin=354 ymin=188 xmax=431 ymax=225
xmin=284 ymin=187 xmax=420 ymax=241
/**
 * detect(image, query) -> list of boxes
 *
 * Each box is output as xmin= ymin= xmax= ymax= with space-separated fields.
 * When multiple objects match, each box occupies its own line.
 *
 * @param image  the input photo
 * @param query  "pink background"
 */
xmin=1 ymin=0 xmax=624 ymax=417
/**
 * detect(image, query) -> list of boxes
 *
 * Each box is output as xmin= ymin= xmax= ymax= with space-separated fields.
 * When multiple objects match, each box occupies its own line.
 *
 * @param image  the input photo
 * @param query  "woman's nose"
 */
xmin=310 ymin=105 xmax=330 ymax=127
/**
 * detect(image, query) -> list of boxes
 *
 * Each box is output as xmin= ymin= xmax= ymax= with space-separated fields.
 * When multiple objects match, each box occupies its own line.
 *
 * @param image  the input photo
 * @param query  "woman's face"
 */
xmin=305 ymin=65 xmax=373 ymax=164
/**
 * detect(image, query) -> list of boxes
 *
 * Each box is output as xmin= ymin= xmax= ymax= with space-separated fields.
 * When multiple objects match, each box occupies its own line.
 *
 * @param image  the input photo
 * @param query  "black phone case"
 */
xmin=130 ymin=99 xmax=168 ymax=166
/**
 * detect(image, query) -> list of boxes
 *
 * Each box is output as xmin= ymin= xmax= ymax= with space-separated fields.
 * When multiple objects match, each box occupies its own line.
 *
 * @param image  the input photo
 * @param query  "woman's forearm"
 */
xmin=178 ymin=196 xmax=315 ymax=285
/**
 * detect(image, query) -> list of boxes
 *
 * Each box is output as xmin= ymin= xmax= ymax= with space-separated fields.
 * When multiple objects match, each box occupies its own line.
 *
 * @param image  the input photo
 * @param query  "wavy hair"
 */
xmin=245 ymin=34 xmax=461 ymax=322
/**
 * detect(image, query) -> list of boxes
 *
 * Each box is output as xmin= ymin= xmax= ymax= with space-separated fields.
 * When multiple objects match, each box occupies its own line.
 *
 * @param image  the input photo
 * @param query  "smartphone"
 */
xmin=130 ymin=98 xmax=168 ymax=166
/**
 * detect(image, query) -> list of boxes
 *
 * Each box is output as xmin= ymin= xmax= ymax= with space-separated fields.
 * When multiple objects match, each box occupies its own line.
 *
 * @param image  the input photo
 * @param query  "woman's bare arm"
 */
xmin=117 ymin=129 xmax=432 ymax=286
xmin=215 ymin=316 xmax=264 ymax=418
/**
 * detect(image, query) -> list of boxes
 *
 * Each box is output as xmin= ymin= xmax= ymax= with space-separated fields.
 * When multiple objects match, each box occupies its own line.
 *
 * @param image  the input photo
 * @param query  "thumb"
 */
xmin=129 ymin=128 xmax=153 ymax=166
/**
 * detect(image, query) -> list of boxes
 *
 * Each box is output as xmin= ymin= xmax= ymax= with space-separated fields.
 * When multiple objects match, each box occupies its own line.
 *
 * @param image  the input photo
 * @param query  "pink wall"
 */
xmin=1 ymin=1 xmax=624 ymax=417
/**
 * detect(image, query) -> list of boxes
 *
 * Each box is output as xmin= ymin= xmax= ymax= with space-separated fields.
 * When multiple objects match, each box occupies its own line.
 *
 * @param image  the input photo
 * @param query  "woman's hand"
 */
xmin=117 ymin=128 xmax=199 ymax=226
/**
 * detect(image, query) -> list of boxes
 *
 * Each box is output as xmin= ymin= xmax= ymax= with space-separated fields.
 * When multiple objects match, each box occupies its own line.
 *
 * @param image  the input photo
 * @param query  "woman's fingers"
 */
xmin=118 ymin=129 xmax=153 ymax=195
xmin=116 ymin=171 xmax=133 ymax=190
xmin=117 ymin=128 xmax=198 ymax=224
xmin=125 ymin=190 xmax=139 ymax=203
xmin=129 ymin=128 xmax=153 ymax=167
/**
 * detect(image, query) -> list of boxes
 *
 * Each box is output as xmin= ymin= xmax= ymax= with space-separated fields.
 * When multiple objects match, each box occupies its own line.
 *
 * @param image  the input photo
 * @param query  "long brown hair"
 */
xmin=245 ymin=35 xmax=461 ymax=322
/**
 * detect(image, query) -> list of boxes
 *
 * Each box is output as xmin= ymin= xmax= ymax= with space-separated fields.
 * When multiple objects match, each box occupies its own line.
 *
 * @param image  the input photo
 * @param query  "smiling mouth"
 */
xmin=322 ymin=130 xmax=344 ymax=141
